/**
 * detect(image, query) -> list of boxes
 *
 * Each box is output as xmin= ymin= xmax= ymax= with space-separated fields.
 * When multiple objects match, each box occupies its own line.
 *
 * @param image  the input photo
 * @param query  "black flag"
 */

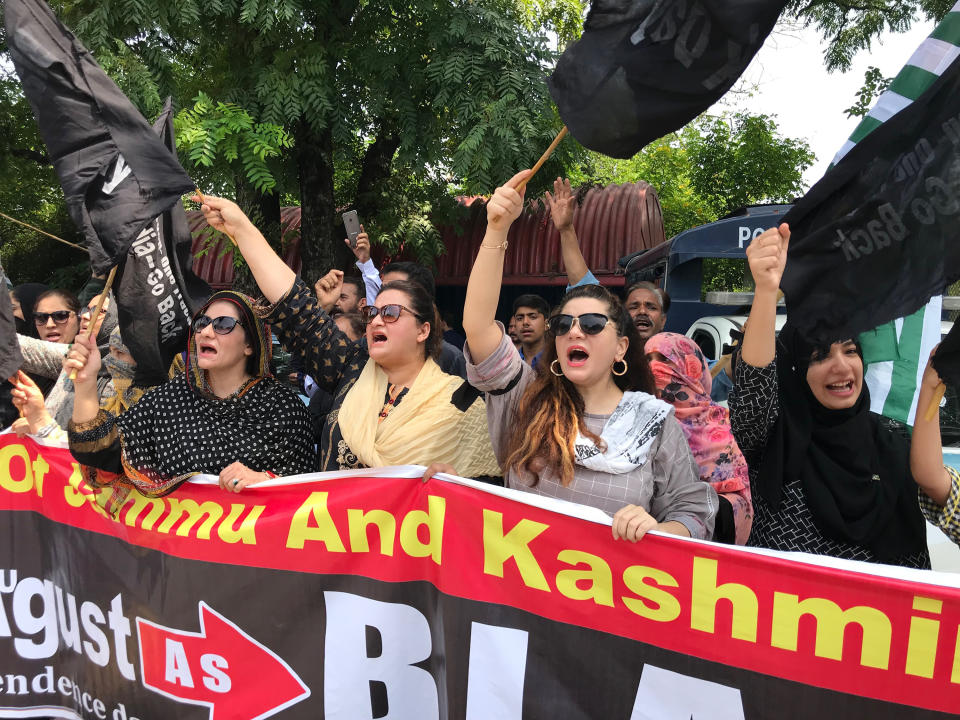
xmin=4 ymin=0 xmax=195 ymax=274
xmin=0 ymin=260 xmax=23 ymax=382
xmin=548 ymin=0 xmax=787 ymax=158
xmin=114 ymin=100 xmax=212 ymax=387
xmin=780 ymin=54 xmax=960 ymax=346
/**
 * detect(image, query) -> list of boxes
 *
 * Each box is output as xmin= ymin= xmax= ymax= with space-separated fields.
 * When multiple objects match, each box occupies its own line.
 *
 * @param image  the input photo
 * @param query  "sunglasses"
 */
xmin=548 ymin=312 xmax=613 ymax=336
xmin=34 ymin=310 xmax=75 ymax=325
xmin=193 ymin=314 xmax=242 ymax=335
xmin=361 ymin=304 xmax=423 ymax=324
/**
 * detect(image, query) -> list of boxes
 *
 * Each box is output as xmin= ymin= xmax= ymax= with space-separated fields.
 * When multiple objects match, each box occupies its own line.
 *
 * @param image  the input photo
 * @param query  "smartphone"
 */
xmin=342 ymin=210 xmax=361 ymax=249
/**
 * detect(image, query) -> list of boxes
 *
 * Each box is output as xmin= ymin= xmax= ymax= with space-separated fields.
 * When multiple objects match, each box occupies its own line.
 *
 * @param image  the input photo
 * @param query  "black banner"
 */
xmin=113 ymin=100 xmax=211 ymax=386
xmin=4 ymin=0 xmax=195 ymax=274
xmin=781 ymin=50 xmax=960 ymax=345
xmin=548 ymin=0 xmax=787 ymax=158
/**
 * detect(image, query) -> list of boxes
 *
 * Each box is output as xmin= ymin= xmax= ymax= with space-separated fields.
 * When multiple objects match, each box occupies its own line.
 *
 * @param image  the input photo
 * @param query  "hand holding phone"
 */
xmin=342 ymin=210 xmax=361 ymax=249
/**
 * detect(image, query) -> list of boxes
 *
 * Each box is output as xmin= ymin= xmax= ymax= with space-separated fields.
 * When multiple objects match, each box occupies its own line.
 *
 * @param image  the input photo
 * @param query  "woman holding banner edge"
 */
xmin=730 ymin=224 xmax=930 ymax=567
xmin=191 ymin=195 xmax=501 ymax=479
xmin=65 ymin=290 xmax=316 ymax=507
xmin=461 ymin=170 xmax=716 ymax=542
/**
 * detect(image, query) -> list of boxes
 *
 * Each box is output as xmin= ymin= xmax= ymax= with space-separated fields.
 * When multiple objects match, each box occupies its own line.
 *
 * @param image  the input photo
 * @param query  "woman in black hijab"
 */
xmin=11 ymin=283 xmax=48 ymax=337
xmin=728 ymin=224 xmax=929 ymax=568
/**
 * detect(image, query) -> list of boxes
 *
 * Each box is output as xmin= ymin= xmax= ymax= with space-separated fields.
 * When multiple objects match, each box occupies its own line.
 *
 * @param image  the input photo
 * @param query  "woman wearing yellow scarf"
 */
xmin=194 ymin=195 xmax=500 ymax=480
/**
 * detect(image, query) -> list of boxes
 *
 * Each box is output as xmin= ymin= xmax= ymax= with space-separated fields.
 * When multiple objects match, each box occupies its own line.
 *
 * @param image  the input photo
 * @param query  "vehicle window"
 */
xmin=691 ymin=330 xmax=716 ymax=361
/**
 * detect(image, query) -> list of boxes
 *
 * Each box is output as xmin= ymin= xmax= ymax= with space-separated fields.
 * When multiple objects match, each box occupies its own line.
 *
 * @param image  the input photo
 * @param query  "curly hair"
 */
xmin=503 ymin=284 xmax=656 ymax=486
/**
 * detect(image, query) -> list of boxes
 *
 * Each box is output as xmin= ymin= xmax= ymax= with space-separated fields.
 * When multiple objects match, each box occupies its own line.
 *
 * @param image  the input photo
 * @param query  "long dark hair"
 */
xmin=503 ymin=284 xmax=656 ymax=485
xmin=377 ymin=280 xmax=442 ymax=361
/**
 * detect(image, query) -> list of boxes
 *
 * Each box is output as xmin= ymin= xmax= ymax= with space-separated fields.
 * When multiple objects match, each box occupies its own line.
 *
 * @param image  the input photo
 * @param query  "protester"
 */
xmin=545 ymin=177 xmax=668 ymax=341
xmin=316 ymin=272 xmax=366 ymax=316
xmin=441 ymin=310 xmax=466 ymax=350
xmin=512 ymin=294 xmax=550 ymax=368
xmin=462 ymin=171 xmax=716 ymax=542
xmin=11 ymin=282 xmax=47 ymax=337
xmin=66 ymin=291 xmax=316 ymax=505
xmin=193 ymin=195 xmax=500 ymax=477
xmin=334 ymin=313 xmax=365 ymax=342
xmin=343 ymin=225 xmax=381 ymax=307
xmin=645 ymin=332 xmax=752 ymax=544
xmin=909 ymin=349 xmax=960 ymax=546
xmin=730 ymin=224 xmax=930 ymax=567
xmin=506 ymin=317 xmax=521 ymax=347
xmin=33 ymin=288 xmax=80 ymax=344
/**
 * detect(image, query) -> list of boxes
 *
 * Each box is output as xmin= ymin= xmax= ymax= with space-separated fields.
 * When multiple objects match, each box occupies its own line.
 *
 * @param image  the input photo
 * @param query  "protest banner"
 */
xmin=0 ymin=433 xmax=958 ymax=719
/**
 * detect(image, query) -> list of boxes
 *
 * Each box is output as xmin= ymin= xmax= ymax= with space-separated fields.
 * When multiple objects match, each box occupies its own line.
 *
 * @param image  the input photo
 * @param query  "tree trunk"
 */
xmin=354 ymin=130 xmax=400 ymax=221
xmin=295 ymin=120 xmax=348 ymax=284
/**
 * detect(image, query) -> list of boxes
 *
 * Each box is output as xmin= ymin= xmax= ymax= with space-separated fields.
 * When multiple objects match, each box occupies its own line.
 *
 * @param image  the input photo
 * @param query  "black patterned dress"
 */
xmin=728 ymin=359 xmax=930 ymax=568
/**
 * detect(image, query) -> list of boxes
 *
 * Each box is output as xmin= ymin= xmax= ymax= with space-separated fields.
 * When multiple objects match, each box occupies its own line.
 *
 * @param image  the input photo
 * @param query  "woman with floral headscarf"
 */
xmin=645 ymin=332 xmax=752 ymax=544
xmin=66 ymin=291 xmax=316 ymax=508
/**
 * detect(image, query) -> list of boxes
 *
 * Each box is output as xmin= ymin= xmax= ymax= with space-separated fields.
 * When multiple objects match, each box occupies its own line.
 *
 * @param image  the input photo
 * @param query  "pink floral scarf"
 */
xmin=645 ymin=333 xmax=753 ymax=544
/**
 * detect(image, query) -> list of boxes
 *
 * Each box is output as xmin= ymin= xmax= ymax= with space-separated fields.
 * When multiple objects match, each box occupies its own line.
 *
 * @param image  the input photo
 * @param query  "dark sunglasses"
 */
xmin=193 ymin=314 xmax=241 ymax=335
xmin=34 ymin=310 xmax=75 ymax=325
xmin=361 ymin=304 xmax=423 ymax=324
xmin=548 ymin=312 xmax=613 ymax=336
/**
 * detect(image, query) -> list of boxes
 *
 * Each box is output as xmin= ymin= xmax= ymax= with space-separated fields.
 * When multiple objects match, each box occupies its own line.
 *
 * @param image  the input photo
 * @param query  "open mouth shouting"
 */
xmin=566 ymin=345 xmax=590 ymax=367
xmin=371 ymin=330 xmax=389 ymax=347
xmin=633 ymin=315 xmax=652 ymax=332
xmin=825 ymin=379 xmax=855 ymax=398
xmin=197 ymin=340 xmax=219 ymax=360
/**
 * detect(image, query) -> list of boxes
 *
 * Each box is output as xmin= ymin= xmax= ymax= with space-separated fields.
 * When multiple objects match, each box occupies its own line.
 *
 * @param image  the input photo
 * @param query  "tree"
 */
xmin=570 ymin=112 xmax=814 ymax=239
xmin=54 ymin=0 xmax=583 ymax=281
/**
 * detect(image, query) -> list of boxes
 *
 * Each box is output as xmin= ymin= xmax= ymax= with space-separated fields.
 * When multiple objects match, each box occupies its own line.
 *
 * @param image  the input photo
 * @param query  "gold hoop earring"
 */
xmin=550 ymin=359 xmax=564 ymax=376
xmin=612 ymin=359 xmax=628 ymax=376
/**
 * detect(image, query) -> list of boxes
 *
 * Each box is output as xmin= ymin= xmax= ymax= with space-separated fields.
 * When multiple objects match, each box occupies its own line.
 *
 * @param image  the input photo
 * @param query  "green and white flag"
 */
xmin=831 ymin=4 xmax=960 ymax=426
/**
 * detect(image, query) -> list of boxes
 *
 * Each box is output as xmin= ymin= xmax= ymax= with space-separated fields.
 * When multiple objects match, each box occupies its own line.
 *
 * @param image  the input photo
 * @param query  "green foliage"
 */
xmin=571 ymin=112 xmax=813 ymax=239
xmin=786 ymin=0 xmax=955 ymax=73
xmin=174 ymin=92 xmax=293 ymax=193
xmin=844 ymin=66 xmax=893 ymax=119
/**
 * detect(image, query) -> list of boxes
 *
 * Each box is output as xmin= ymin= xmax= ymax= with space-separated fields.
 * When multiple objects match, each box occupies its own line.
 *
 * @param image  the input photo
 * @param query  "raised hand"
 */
xmin=345 ymin=225 xmax=371 ymax=264
xmin=314 ymin=269 xmax=344 ymax=313
xmin=191 ymin=195 xmax=252 ymax=239
xmin=64 ymin=334 xmax=101 ymax=388
xmin=544 ymin=177 xmax=575 ymax=231
xmin=486 ymin=170 xmax=531 ymax=233
xmin=746 ymin=223 xmax=790 ymax=295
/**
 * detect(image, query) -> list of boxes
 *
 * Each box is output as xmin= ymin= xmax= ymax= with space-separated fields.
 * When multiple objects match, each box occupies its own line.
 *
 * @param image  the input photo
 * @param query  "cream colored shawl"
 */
xmin=338 ymin=357 xmax=500 ymax=477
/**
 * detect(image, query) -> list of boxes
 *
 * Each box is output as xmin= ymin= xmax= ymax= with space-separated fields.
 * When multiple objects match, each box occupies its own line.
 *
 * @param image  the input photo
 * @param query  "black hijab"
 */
xmin=12 ymin=283 xmax=48 ymax=337
xmin=756 ymin=324 xmax=927 ymax=562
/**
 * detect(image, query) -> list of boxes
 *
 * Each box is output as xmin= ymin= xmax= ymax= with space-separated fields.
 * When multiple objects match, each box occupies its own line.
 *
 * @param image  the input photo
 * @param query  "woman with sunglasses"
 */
xmin=191 ymin=195 xmax=500 ymax=478
xmin=65 ymin=291 xmax=316 ymax=504
xmin=462 ymin=172 xmax=716 ymax=542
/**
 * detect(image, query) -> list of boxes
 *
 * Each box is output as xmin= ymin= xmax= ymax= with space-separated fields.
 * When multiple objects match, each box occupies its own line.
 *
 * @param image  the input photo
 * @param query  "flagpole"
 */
xmin=193 ymin=189 xmax=238 ymax=246
xmin=924 ymin=383 xmax=946 ymax=421
xmin=0 ymin=212 xmax=86 ymax=251
xmin=68 ymin=265 xmax=118 ymax=381
xmin=515 ymin=126 xmax=569 ymax=192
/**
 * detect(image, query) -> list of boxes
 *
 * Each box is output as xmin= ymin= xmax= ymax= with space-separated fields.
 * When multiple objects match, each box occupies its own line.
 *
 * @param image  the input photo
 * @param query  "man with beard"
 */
xmin=545 ymin=177 xmax=669 ymax=342
xmin=512 ymin=294 xmax=549 ymax=368
xmin=316 ymin=273 xmax=366 ymax=316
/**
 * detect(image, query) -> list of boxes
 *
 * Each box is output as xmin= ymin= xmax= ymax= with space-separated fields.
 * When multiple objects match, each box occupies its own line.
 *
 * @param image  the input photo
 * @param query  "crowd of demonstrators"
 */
xmin=4 ymin=171 xmax=959 ymax=560
xmin=193 ymin=194 xmax=500 ymax=480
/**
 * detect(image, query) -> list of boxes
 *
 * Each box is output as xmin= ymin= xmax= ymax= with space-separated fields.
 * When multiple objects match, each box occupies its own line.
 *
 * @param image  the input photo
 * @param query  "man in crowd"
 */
xmin=315 ymin=273 xmax=366 ymax=316
xmin=512 ymin=294 xmax=549 ymax=368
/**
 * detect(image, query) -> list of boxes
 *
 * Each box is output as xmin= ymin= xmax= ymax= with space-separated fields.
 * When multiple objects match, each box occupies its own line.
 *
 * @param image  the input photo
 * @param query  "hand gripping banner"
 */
xmin=0 ymin=433 xmax=958 ymax=719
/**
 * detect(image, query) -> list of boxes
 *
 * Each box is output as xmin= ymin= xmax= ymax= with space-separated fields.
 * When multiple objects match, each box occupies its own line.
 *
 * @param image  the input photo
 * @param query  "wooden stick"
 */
xmin=924 ymin=382 xmax=946 ymax=422
xmin=515 ymin=126 xmax=569 ymax=192
xmin=193 ymin=188 xmax=237 ymax=246
xmin=0 ymin=211 xmax=86 ymax=251
xmin=68 ymin=265 xmax=118 ymax=381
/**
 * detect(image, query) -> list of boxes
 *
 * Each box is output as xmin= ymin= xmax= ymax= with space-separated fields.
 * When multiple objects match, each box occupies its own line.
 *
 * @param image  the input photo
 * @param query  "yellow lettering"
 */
xmin=482 ymin=509 xmax=549 ymax=591
xmin=771 ymin=593 xmax=891 ymax=669
xmin=218 ymin=504 xmax=265 ymax=544
xmin=622 ymin=565 xmax=681 ymax=622
xmin=690 ymin=556 xmax=758 ymax=642
xmin=951 ymin=624 xmax=960 ymax=684
xmin=348 ymin=509 xmax=396 ymax=556
xmin=63 ymin=464 xmax=90 ymax=508
xmin=555 ymin=550 xmax=613 ymax=606
xmin=0 ymin=444 xmax=33 ymax=493
xmin=906 ymin=596 xmax=942 ymax=678
xmin=286 ymin=491 xmax=346 ymax=551
xmin=31 ymin=454 xmax=49 ymax=498
xmin=158 ymin=498 xmax=224 ymax=539
xmin=120 ymin=492 xmax=166 ymax=530
xmin=399 ymin=495 xmax=445 ymax=564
